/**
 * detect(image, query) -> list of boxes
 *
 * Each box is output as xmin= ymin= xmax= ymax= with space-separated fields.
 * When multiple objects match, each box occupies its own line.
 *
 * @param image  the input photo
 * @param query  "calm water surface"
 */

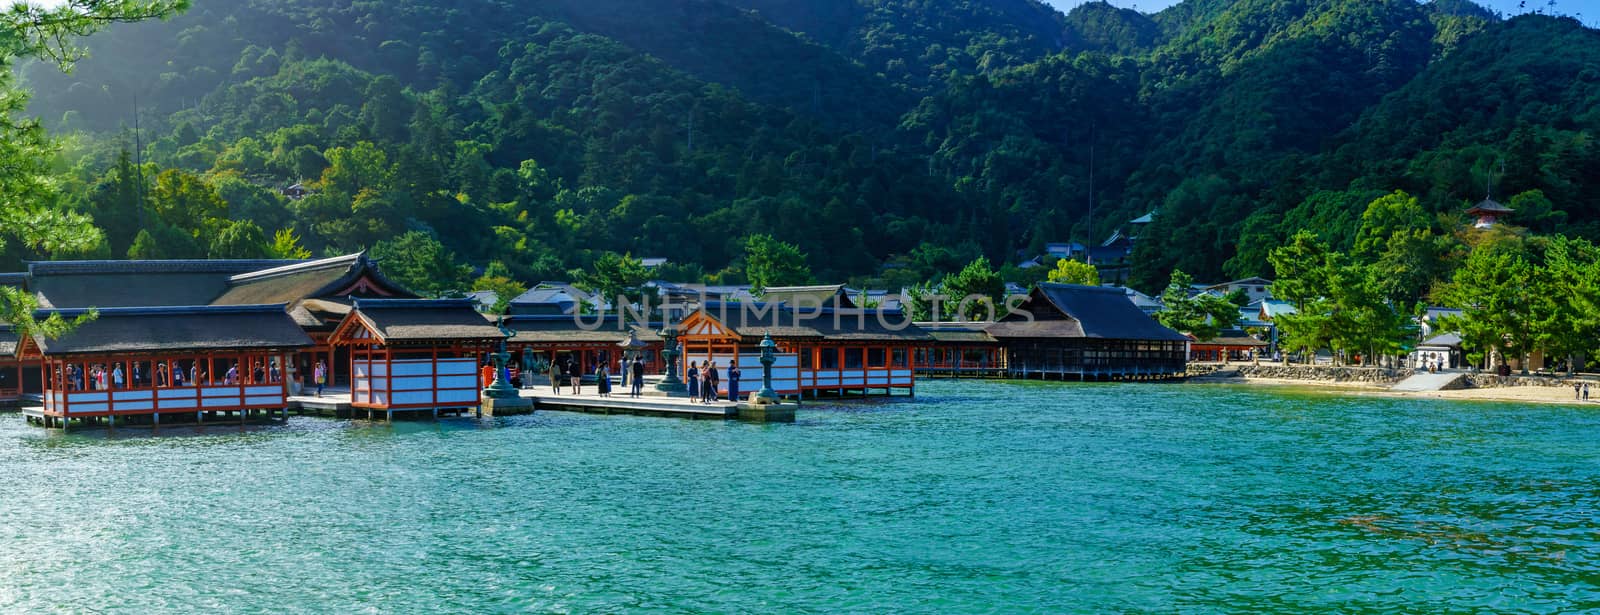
xmin=2 ymin=381 xmax=1598 ymax=613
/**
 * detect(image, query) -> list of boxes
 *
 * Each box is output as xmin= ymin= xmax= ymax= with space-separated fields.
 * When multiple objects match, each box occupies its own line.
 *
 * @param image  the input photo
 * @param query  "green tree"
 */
xmin=940 ymin=257 xmax=1006 ymax=321
xmin=0 ymin=0 xmax=185 ymax=267
xmin=269 ymin=228 xmax=312 ymax=259
xmin=1439 ymin=236 xmax=1538 ymax=371
xmin=149 ymin=168 xmax=227 ymax=236
xmin=126 ymin=221 xmax=202 ymax=259
xmin=472 ymin=261 xmax=526 ymax=315
xmin=1353 ymin=190 xmax=1430 ymax=258
xmin=1156 ymin=269 xmax=1241 ymax=341
xmin=572 ymin=252 xmax=649 ymax=308
xmin=744 ymin=234 xmax=813 ymax=294
xmin=208 ymin=219 xmax=270 ymax=259
xmin=369 ymin=230 xmax=471 ymax=297
xmin=1047 ymin=258 xmax=1100 ymax=286
xmin=85 ymin=148 xmax=147 ymax=256
xmin=1531 ymin=236 xmax=1600 ymax=373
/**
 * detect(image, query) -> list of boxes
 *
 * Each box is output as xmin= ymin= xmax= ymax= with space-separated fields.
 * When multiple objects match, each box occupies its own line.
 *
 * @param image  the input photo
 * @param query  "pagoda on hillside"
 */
xmin=1467 ymin=197 xmax=1513 ymax=229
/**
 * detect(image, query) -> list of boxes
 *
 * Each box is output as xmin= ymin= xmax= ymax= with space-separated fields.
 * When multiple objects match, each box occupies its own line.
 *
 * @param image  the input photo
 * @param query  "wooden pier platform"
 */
xmin=521 ymin=390 xmax=739 ymax=419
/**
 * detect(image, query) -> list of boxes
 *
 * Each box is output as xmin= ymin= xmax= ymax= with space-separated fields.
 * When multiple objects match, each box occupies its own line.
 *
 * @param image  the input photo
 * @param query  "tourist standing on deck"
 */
xmin=314 ymin=360 xmax=326 ymax=397
xmin=706 ymin=362 xmax=720 ymax=402
xmin=728 ymin=361 xmax=741 ymax=402
xmin=567 ymin=357 xmax=581 ymax=395
xmin=550 ymin=358 xmax=563 ymax=394
xmin=112 ymin=363 xmax=124 ymax=389
xmin=1586 ymin=383 xmax=1592 ymax=401
xmin=687 ymin=361 xmax=700 ymax=402
xmin=630 ymin=357 xmax=645 ymax=397
xmin=596 ymin=364 xmax=611 ymax=398
xmin=155 ymin=362 xmax=168 ymax=387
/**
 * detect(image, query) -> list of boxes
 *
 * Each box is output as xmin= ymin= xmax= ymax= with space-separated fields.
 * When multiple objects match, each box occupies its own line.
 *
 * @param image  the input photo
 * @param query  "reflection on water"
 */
xmin=1 ymin=380 xmax=1597 ymax=613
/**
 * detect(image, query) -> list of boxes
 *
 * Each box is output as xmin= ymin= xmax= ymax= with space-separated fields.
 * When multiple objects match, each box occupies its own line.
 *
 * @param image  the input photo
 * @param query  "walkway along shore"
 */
xmin=1190 ymin=363 xmax=1600 ymax=406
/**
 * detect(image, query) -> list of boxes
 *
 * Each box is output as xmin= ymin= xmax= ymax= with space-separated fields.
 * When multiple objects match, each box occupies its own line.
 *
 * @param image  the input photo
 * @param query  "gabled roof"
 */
xmin=759 ymin=284 xmax=858 ymax=309
xmin=30 ymin=304 xmax=314 ymax=356
xmin=1420 ymin=332 xmax=1463 ymax=348
xmin=337 ymin=299 xmax=506 ymax=344
xmin=1191 ymin=329 xmax=1267 ymax=347
xmin=988 ymin=283 xmax=1188 ymax=342
xmin=1466 ymin=198 xmax=1514 ymax=215
xmin=915 ymin=322 xmax=998 ymax=344
xmin=686 ymin=302 xmax=930 ymax=342
xmin=1206 ymin=277 xmax=1273 ymax=290
xmin=27 ymin=259 xmax=304 ymax=309
xmin=503 ymin=314 xmax=662 ymax=345
xmin=0 ymin=326 xmax=17 ymax=357
xmin=211 ymin=253 xmax=412 ymax=306
xmin=1129 ymin=212 xmax=1156 ymax=224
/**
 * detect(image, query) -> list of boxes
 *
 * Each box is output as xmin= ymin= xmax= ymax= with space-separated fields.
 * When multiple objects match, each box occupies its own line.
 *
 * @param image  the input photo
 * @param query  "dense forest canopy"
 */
xmin=12 ymin=0 xmax=1599 ymax=296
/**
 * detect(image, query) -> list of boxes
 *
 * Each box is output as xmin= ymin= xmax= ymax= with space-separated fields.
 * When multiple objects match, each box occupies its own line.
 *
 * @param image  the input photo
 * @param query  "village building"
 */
xmin=328 ymin=299 xmax=504 ymax=419
xmin=1196 ymin=277 xmax=1274 ymax=304
xmin=0 ymin=255 xmax=519 ymax=426
xmin=21 ymin=304 xmax=313 ymax=428
xmin=912 ymin=322 xmax=1007 ymax=377
xmin=1188 ymin=329 xmax=1269 ymax=363
xmin=506 ymin=282 xmax=608 ymax=316
xmin=503 ymin=314 xmax=662 ymax=382
xmin=1412 ymin=333 xmax=1465 ymax=370
xmin=674 ymin=300 xmax=928 ymax=398
xmin=985 ymin=283 xmax=1189 ymax=380
xmin=1467 ymin=197 xmax=1513 ymax=229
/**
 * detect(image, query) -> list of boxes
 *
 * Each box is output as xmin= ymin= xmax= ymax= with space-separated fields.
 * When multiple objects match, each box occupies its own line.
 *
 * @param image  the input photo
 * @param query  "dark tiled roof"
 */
xmin=31 ymin=305 xmax=314 ymax=355
xmin=1192 ymin=330 xmax=1267 ymax=347
xmin=1421 ymin=333 xmax=1463 ymax=348
xmin=504 ymin=315 xmax=663 ymax=344
xmin=695 ymin=303 xmax=930 ymax=342
xmin=1467 ymin=198 xmax=1514 ymax=214
xmin=988 ymin=283 xmax=1188 ymax=342
xmin=0 ymin=272 xmax=26 ymax=288
xmin=352 ymin=299 xmax=507 ymax=343
xmin=212 ymin=253 xmax=414 ymax=306
xmin=27 ymin=259 xmax=305 ymax=308
xmin=922 ymin=328 xmax=998 ymax=344
xmin=27 ymin=259 xmax=301 ymax=276
xmin=759 ymin=284 xmax=858 ymax=309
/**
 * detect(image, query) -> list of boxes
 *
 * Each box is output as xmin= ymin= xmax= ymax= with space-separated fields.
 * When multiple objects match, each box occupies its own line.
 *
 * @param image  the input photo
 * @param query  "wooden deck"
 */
xmin=520 ymin=390 xmax=739 ymax=419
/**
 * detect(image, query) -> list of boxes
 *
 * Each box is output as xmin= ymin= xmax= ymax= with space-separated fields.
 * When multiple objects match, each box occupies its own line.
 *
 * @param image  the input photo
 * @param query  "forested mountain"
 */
xmin=12 ymin=0 xmax=1600 ymax=295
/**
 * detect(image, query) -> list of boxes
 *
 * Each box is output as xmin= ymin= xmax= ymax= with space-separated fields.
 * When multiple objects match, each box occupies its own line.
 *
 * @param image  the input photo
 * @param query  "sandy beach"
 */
xmin=1196 ymin=374 xmax=1598 ymax=406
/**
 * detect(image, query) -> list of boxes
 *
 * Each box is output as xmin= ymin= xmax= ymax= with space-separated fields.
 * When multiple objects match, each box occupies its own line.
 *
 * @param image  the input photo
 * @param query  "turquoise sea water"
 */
xmin=2 ymin=380 xmax=1599 ymax=613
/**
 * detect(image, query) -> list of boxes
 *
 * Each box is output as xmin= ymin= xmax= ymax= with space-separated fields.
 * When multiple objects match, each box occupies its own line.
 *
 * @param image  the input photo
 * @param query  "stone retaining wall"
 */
xmin=1235 ymin=364 xmax=1413 ymax=384
xmin=1465 ymin=373 xmax=1599 ymax=389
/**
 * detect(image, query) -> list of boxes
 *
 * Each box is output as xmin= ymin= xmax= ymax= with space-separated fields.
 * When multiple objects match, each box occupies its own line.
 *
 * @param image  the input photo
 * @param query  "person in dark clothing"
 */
xmin=727 ymin=361 xmax=741 ymax=403
xmin=630 ymin=358 xmax=645 ymax=397
xmin=705 ymin=363 xmax=720 ymax=402
xmin=687 ymin=361 xmax=700 ymax=402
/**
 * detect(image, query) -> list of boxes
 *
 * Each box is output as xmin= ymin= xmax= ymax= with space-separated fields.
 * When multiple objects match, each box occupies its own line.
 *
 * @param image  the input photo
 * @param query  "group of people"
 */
xmin=685 ymin=360 xmax=741 ymax=403
xmin=1575 ymin=382 xmax=1591 ymax=401
xmin=538 ymin=355 xmax=649 ymax=398
xmin=60 ymin=359 xmax=285 ymax=391
xmin=1421 ymin=357 xmax=1447 ymax=373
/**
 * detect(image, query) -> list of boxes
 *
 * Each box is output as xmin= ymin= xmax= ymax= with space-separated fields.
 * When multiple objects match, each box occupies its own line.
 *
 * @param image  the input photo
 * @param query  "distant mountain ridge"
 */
xmin=15 ymin=0 xmax=1600 ymax=293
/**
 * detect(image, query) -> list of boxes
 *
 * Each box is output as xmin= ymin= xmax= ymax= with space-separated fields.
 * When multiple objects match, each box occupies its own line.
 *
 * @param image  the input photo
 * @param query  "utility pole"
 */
xmin=133 ymin=90 xmax=146 ymax=229
xmin=1087 ymin=121 xmax=1095 ymax=248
